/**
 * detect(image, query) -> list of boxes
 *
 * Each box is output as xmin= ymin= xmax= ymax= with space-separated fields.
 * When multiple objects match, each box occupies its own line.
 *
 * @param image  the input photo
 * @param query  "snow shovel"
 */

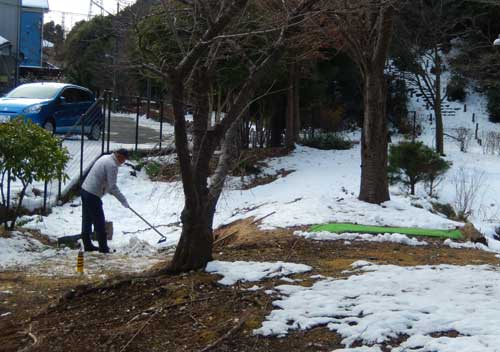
xmin=129 ymin=207 xmax=167 ymax=244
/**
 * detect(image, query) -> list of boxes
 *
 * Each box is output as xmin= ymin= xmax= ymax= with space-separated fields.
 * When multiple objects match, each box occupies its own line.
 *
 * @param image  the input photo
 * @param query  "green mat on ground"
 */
xmin=309 ymin=223 xmax=463 ymax=239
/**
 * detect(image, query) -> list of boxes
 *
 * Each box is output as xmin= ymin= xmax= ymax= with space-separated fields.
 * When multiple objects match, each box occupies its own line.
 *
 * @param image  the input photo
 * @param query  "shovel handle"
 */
xmin=129 ymin=207 xmax=167 ymax=240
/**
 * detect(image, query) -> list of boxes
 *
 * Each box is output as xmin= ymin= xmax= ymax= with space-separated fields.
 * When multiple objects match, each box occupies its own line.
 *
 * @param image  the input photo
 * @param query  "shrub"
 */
xmin=144 ymin=161 xmax=162 ymax=179
xmin=446 ymin=74 xmax=467 ymax=102
xmin=452 ymin=167 xmax=485 ymax=221
xmin=300 ymin=133 xmax=353 ymax=150
xmin=389 ymin=141 xmax=451 ymax=196
xmin=432 ymin=202 xmax=457 ymax=220
xmin=0 ymin=119 xmax=69 ymax=229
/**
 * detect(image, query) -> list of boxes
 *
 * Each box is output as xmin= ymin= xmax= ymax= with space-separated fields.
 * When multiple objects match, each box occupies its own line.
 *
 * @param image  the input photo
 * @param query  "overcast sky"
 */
xmin=45 ymin=0 xmax=136 ymax=31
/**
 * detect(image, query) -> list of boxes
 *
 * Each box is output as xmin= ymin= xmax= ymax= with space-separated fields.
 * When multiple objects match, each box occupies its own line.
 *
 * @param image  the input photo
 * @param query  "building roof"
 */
xmin=22 ymin=0 xmax=49 ymax=10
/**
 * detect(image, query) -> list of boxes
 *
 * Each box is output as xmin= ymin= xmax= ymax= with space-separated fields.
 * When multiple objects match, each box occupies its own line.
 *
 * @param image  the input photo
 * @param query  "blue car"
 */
xmin=0 ymin=82 xmax=103 ymax=140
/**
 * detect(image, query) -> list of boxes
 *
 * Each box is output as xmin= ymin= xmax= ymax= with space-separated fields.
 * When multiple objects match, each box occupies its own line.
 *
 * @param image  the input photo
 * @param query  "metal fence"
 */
xmin=1 ymin=91 xmax=173 ymax=222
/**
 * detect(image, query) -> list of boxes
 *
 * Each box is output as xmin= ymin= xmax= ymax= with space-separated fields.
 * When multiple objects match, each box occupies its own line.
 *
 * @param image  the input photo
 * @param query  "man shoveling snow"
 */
xmin=81 ymin=149 xmax=130 ymax=253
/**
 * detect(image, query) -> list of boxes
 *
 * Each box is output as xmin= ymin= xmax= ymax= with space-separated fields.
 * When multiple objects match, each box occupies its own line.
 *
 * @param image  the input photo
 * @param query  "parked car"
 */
xmin=0 ymin=82 xmax=103 ymax=140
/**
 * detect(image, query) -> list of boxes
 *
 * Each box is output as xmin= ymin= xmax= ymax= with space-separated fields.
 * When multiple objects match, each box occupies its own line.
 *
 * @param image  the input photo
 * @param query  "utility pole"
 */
xmin=87 ymin=0 xmax=93 ymax=19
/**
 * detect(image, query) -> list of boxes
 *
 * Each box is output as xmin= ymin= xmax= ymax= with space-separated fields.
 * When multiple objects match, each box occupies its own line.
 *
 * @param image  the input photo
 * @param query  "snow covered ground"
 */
xmin=2 ymin=48 xmax=500 ymax=351
xmin=8 ymin=80 xmax=500 ymax=268
xmin=254 ymin=261 xmax=500 ymax=351
xmin=204 ymin=260 xmax=500 ymax=352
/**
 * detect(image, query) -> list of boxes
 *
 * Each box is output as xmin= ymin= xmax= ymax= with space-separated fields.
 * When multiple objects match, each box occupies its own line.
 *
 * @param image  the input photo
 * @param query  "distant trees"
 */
xmin=63 ymin=17 xmax=114 ymax=92
xmin=393 ymin=0 xmax=460 ymax=155
xmin=42 ymin=21 xmax=65 ymax=64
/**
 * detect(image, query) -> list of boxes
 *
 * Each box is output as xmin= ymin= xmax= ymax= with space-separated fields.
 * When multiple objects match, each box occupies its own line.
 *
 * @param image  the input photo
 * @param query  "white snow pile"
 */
xmin=295 ymin=231 xmax=428 ymax=246
xmin=205 ymin=260 xmax=312 ymax=285
xmin=0 ymin=232 xmax=55 ymax=268
xmin=444 ymin=239 xmax=491 ymax=252
xmin=117 ymin=237 xmax=159 ymax=257
xmin=255 ymin=261 xmax=500 ymax=351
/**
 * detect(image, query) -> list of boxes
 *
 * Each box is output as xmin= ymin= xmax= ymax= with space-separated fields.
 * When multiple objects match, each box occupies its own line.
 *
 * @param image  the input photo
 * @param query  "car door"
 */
xmin=53 ymin=88 xmax=79 ymax=131
xmin=75 ymin=89 xmax=95 ymax=133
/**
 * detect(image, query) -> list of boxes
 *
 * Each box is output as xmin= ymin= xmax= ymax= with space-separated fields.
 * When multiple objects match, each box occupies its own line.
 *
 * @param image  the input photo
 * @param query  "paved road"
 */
xmin=106 ymin=115 xmax=164 ymax=145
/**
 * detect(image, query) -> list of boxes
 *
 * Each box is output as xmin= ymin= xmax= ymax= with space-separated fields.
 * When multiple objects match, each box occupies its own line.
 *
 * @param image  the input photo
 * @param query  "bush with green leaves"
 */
xmin=144 ymin=161 xmax=162 ymax=179
xmin=0 ymin=119 xmax=69 ymax=229
xmin=300 ymin=133 xmax=353 ymax=150
xmin=389 ymin=141 xmax=451 ymax=196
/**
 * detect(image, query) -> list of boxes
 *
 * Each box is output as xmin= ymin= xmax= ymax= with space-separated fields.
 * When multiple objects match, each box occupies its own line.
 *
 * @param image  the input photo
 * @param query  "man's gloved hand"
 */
xmin=122 ymin=199 xmax=130 ymax=209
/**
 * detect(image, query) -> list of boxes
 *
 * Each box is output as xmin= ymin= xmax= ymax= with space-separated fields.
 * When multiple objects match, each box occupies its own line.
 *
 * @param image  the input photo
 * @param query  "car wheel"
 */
xmin=43 ymin=120 xmax=55 ymax=134
xmin=88 ymin=123 xmax=102 ymax=141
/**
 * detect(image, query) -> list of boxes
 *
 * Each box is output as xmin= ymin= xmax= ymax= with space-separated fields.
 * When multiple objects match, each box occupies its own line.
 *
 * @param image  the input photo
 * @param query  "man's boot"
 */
xmin=81 ymin=233 xmax=99 ymax=252
xmin=97 ymin=232 xmax=110 ymax=253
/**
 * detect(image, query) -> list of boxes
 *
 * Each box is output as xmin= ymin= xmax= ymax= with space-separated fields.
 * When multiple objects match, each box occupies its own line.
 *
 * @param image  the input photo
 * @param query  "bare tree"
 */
xmin=452 ymin=167 xmax=485 ymax=220
xmin=135 ymin=0 xmax=319 ymax=272
xmin=394 ymin=0 xmax=470 ymax=155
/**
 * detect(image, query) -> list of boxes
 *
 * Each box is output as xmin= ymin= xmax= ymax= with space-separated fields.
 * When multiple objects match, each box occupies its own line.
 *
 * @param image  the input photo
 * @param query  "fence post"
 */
xmin=146 ymin=96 xmax=151 ymax=120
xmin=101 ymin=92 xmax=107 ymax=155
xmin=475 ymin=123 xmax=479 ymax=140
xmin=6 ymin=170 xmax=10 ymax=211
xmin=464 ymin=104 xmax=467 ymax=113
xmin=57 ymin=140 xmax=62 ymax=202
xmin=107 ymin=92 xmax=112 ymax=153
xmin=159 ymin=101 xmax=164 ymax=150
xmin=135 ymin=96 xmax=140 ymax=152
xmin=146 ymin=78 xmax=151 ymax=119
xmin=42 ymin=180 xmax=48 ymax=214
xmin=472 ymin=113 xmax=475 ymax=123
xmin=80 ymin=111 xmax=85 ymax=185
xmin=57 ymin=177 xmax=62 ymax=203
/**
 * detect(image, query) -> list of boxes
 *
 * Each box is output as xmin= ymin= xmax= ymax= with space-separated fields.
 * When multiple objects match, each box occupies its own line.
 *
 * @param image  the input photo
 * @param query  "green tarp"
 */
xmin=309 ymin=223 xmax=463 ymax=239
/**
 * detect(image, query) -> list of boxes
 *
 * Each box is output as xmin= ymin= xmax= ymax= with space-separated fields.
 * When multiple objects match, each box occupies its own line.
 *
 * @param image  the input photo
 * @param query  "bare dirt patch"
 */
xmin=1 ymin=220 xmax=499 ymax=352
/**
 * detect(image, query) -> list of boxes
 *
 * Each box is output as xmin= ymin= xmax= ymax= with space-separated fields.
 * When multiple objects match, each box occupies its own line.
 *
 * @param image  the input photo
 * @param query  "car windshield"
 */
xmin=5 ymin=85 xmax=61 ymax=99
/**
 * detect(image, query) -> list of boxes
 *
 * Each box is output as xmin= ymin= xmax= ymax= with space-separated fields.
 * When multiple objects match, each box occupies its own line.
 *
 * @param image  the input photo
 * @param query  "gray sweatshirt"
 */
xmin=82 ymin=154 xmax=129 ymax=207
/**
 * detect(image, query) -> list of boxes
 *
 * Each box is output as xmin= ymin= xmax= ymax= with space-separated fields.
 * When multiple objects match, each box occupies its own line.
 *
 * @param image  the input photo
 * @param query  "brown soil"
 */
xmin=1 ymin=220 xmax=499 ymax=352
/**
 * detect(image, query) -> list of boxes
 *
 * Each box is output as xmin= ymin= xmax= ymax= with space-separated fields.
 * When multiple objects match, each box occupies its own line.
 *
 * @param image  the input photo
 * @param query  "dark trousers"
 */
xmin=81 ymin=189 xmax=106 ymax=248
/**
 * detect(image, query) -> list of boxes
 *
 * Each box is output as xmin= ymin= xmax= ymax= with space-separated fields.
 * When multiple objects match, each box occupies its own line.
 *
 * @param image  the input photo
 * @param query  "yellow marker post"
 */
xmin=76 ymin=249 xmax=84 ymax=274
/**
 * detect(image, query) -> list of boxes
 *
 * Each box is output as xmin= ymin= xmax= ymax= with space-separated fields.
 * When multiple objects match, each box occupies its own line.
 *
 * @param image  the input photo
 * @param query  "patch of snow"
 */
xmin=443 ymin=239 xmax=491 ymax=251
xmin=255 ymin=264 xmax=500 ymax=351
xmin=295 ymin=231 xmax=428 ymax=246
xmin=205 ymin=260 xmax=312 ymax=285
xmin=0 ymin=35 xmax=9 ymax=47
xmin=0 ymin=232 xmax=52 ymax=268
xmin=117 ymin=237 xmax=159 ymax=257
xmin=245 ymin=285 xmax=262 ymax=291
xmin=42 ymin=40 xmax=54 ymax=48
xmin=333 ymin=347 xmax=383 ymax=352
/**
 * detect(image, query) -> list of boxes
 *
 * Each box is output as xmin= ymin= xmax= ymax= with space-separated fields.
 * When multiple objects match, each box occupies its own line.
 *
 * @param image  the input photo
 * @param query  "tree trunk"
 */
xmin=170 ymin=204 xmax=213 ymax=272
xmin=434 ymin=48 xmax=444 ymax=155
xmin=294 ymin=62 xmax=301 ymax=141
xmin=285 ymin=62 xmax=297 ymax=148
xmin=270 ymin=96 xmax=285 ymax=147
xmin=359 ymin=72 xmax=390 ymax=204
